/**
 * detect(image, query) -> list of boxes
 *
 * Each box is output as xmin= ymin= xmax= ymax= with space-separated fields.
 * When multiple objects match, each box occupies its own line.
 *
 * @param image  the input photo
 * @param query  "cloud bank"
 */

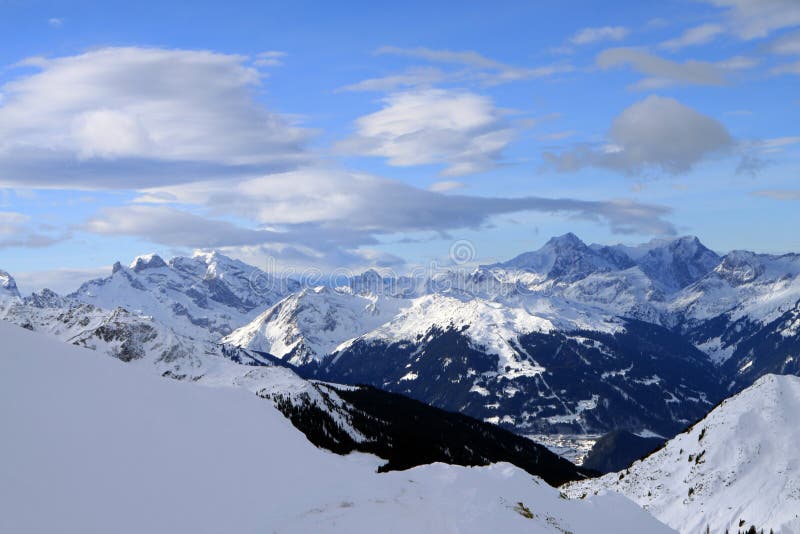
xmin=545 ymin=96 xmax=734 ymax=175
xmin=0 ymin=47 xmax=311 ymax=189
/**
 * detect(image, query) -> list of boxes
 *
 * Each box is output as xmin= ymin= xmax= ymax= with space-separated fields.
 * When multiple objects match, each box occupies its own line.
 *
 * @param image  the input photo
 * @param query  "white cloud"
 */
xmin=372 ymin=46 xmax=572 ymax=85
xmin=772 ymin=60 xmax=800 ymax=75
xmin=597 ymin=48 xmax=726 ymax=89
xmin=716 ymin=55 xmax=759 ymax=70
xmin=117 ymin=167 xmax=677 ymax=247
xmin=428 ymin=181 xmax=465 ymax=192
xmin=0 ymin=211 xmax=63 ymax=249
xmin=659 ymin=23 xmax=725 ymax=50
xmin=0 ymin=47 xmax=312 ymax=189
xmin=337 ymin=89 xmax=516 ymax=176
xmin=570 ymin=26 xmax=629 ymax=46
xmin=544 ymin=95 xmax=734 ymax=175
xmin=758 ymin=136 xmax=800 ymax=153
xmin=769 ymin=30 xmax=800 ymax=55
xmin=704 ymin=0 xmax=800 ymax=39
xmin=750 ymin=189 xmax=800 ymax=201
xmin=340 ymin=67 xmax=449 ymax=92
xmin=48 ymin=18 xmax=63 ymax=28
xmin=254 ymin=50 xmax=286 ymax=67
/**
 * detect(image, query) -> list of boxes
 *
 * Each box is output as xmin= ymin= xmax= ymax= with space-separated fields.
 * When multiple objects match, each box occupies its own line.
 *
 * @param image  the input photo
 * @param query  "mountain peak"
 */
xmin=714 ymin=250 xmax=764 ymax=285
xmin=0 ymin=269 xmax=20 ymax=299
xmin=129 ymin=253 xmax=168 ymax=272
xmin=637 ymin=235 xmax=720 ymax=291
xmin=491 ymin=232 xmax=627 ymax=281
xmin=544 ymin=232 xmax=586 ymax=250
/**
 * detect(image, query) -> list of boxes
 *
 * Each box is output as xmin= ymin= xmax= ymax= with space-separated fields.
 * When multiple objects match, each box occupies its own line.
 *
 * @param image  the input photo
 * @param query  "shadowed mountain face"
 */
xmin=306 ymin=319 xmax=725 ymax=438
xmin=270 ymin=381 xmax=598 ymax=486
xmin=581 ymin=430 xmax=664 ymax=474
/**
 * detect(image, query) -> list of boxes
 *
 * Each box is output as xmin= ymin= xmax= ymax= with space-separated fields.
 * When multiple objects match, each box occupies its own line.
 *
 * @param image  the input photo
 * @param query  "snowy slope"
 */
xmin=0 ymin=321 xmax=674 ymax=534
xmin=223 ymin=286 xmax=406 ymax=365
xmin=0 ymin=287 xmax=369 ymax=445
xmin=564 ymin=374 xmax=800 ymax=534
xmin=673 ymin=251 xmax=800 ymax=331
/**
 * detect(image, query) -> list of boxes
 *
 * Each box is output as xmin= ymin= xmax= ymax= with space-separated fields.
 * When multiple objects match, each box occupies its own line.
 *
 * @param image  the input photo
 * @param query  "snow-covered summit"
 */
xmin=490 ymin=233 xmax=630 ymax=282
xmin=564 ymin=373 xmax=800 ymax=534
xmin=635 ymin=236 xmax=720 ymax=292
xmin=129 ymin=253 xmax=168 ymax=272
xmin=72 ymin=250 xmax=297 ymax=339
xmin=0 ymin=269 xmax=20 ymax=299
xmin=223 ymin=286 xmax=406 ymax=365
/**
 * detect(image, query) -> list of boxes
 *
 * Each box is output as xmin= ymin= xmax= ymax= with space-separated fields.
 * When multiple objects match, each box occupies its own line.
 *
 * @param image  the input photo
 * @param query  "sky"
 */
xmin=0 ymin=0 xmax=799 ymax=293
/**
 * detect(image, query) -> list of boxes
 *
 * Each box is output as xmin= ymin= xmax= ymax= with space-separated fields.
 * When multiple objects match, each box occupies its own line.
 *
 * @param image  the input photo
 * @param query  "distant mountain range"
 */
xmin=3 ymin=233 xmax=800 ymax=445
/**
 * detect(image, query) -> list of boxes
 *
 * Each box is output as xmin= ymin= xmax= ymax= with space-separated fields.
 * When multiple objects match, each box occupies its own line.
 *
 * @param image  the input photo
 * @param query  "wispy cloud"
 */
xmin=0 ymin=211 xmax=65 ymax=249
xmin=370 ymin=46 xmax=573 ymax=86
xmin=772 ymin=60 xmax=800 ymax=75
xmin=702 ymin=0 xmax=800 ymax=39
xmin=758 ymin=136 xmax=800 ymax=153
xmin=340 ymin=66 xmax=449 ymax=92
xmin=768 ymin=30 xmax=800 ymax=55
xmin=569 ymin=26 xmax=629 ymax=46
xmin=750 ymin=189 xmax=800 ymax=201
xmin=597 ymin=47 xmax=730 ymax=89
xmin=254 ymin=50 xmax=287 ymax=67
xmin=659 ymin=23 xmax=725 ymax=50
xmin=428 ymin=181 xmax=465 ymax=192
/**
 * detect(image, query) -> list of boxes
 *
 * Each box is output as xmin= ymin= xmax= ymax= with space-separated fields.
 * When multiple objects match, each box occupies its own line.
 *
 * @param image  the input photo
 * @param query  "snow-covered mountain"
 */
xmin=315 ymin=308 xmax=721 ymax=437
xmin=0 ymin=320 xmax=674 ymax=534
xmin=224 ymin=283 xmax=721 ymax=436
xmin=0 ymin=269 xmax=20 ymax=299
xmin=215 ymin=233 xmax=800 ymax=440
xmin=70 ymin=250 xmax=298 ymax=339
xmin=222 ymin=286 xmax=406 ymax=365
xmin=488 ymin=232 xmax=634 ymax=283
xmin=563 ymin=374 xmax=800 ymax=534
xmin=672 ymin=251 xmax=800 ymax=389
xmin=635 ymin=236 xmax=721 ymax=293
xmin=5 ymin=232 xmax=800 ymax=453
xmin=0 ymin=277 xmax=598 ymax=484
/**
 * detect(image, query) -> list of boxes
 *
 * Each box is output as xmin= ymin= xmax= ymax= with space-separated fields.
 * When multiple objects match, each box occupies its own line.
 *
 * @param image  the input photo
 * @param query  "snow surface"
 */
xmin=0 ymin=321 xmax=674 ymax=534
xmin=564 ymin=374 xmax=800 ymax=534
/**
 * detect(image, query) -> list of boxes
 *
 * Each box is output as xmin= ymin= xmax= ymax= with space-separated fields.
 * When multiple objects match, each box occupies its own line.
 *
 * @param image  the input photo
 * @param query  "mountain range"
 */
xmin=4 ymin=232 xmax=800 ymax=531
xmin=3 ymin=233 xmax=800 ymax=452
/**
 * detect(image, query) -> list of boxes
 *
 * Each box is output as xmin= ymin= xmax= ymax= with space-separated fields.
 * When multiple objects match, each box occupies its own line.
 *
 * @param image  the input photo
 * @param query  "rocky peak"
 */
xmin=129 ymin=254 xmax=168 ymax=273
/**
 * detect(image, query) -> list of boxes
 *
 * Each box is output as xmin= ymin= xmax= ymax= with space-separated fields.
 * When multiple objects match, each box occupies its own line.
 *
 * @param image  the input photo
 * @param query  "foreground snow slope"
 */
xmin=564 ymin=374 xmax=800 ymax=534
xmin=0 ymin=322 xmax=673 ymax=534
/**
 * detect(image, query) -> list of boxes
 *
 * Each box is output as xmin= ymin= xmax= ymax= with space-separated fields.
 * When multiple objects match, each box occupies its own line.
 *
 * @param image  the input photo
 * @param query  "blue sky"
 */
xmin=1 ymin=0 xmax=799 ymax=292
